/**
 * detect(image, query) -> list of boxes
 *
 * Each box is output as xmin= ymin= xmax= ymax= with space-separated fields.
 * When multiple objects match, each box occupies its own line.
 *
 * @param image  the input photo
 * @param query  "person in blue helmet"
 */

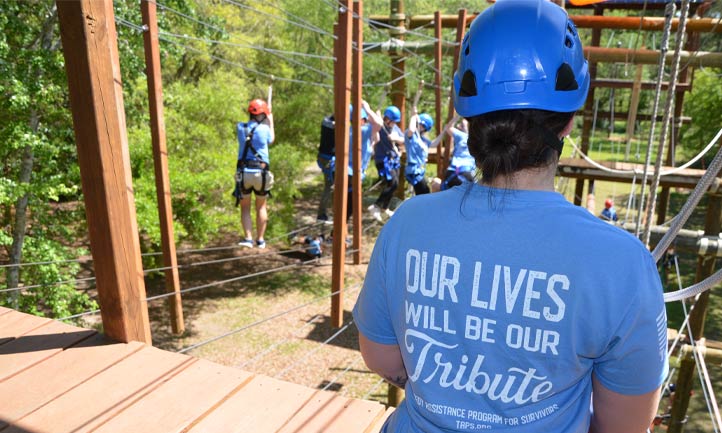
xmin=404 ymin=108 xmax=436 ymax=195
xmin=369 ymin=105 xmax=405 ymax=222
xmin=441 ymin=118 xmax=476 ymax=191
xmin=353 ymin=1 xmax=667 ymax=433
xmin=348 ymin=100 xmax=385 ymax=218
xmin=235 ymin=99 xmax=274 ymax=249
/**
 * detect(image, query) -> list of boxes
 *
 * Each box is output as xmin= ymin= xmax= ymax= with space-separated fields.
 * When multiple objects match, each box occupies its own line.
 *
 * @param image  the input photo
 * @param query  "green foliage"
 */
xmin=679 ymin=68 xmax=722 ymax=164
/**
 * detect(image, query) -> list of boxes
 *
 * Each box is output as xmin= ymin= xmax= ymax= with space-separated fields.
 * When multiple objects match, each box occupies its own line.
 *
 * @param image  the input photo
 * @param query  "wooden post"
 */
xmin=56 ymin=0 xmax=151 ymax=343
xmin=390 ymin=0 xmax=407 ymax=200
xmin=668 ymin=192 xmax=722 ymax=433
xmin=331 ymin=2 xmax=353 ymax=329
xmin=442 ymin=9 xmax=466 ymax=177
xmin=624 ymin=65 xmax=644 ymax=160
xmin=575 ymin=7 xmax=603 ymax=206
xmin=434 ymin=11 xmax=443 ymax=177
xmin=351 ymin=0 xmax=363 ymax=265
xmin=140 ymin=0 xmax=184 ymax=335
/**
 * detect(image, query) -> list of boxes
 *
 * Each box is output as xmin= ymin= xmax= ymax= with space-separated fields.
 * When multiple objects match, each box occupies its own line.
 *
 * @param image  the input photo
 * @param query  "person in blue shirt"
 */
xmin=235 ymin=99 xmax=274 ymax=249
xmin=404 ymin=110 xmax=436 ymax=196
xmin=600 ymin=198 xmax=619 ymax=222
xmin=441 ymin=118 xmax=476 ymax=191
xmin=369 ymin=105 xmax=405 ymax=222
xmin=353 ymin=1 xmax=667 ymax=432
xmin=348 ymin=100 xmax=384 ymax=219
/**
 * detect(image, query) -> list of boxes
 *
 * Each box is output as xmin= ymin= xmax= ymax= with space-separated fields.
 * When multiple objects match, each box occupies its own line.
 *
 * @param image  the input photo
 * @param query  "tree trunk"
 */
xmin=6 ymin=114 xmax=38 ymax=308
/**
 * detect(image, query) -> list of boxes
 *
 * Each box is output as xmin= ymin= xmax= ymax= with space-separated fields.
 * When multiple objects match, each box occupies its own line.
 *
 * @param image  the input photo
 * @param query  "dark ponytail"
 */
xmin=467 ymin=109 xmax=574 ymax=185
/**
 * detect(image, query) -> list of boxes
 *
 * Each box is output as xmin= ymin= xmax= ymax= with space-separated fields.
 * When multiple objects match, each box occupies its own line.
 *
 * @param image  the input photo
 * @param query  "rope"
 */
xmin=319 ymin=354 xmax=359 ymax=391
xmin=159 ymin=36 xmax=333 ymax=88
xmin=0 ymin=256 xmax=91 ymax=269
xmin=237 ymin=313 xmax=325 ymax=368
xmin=274 ymin=319 xmax=355 ymax=379
xmin=362 ymin=377 xmax=386 ymax=400
xmin=642 ymin=0 xmax=692 ymax=247
xmin=635 ymin=2 xmax=676 ymax=237
xmin=178 ymin=283 xmax=360 ymax=354
xmin=1 ymin=276 xmax=96 ymax=294
xmin=56 ymin=309 xmax=101 ymax=321
xmin=219 ymin=0 xmax=336 ymax=39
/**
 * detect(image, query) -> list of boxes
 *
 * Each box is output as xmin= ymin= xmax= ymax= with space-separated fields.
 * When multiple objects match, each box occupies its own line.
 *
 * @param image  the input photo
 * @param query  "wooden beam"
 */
xmin=390 ymin=0 xmax=407 ymax=201
xmin=624 ymin=65 xmax=645 ymax=159
xmin=351 ymin=0 xmax=363 ymax=265
xmin=368 ymin=14 xmax=722 ymax=33
xmin=591 ymin=78 xmax=691 ymax=92
xmin=433 ymin=11 xmax=443 ymax=176
xmin=331 ymin=4 xmax=352 ymax=329
xmin=668 ymin=193 xmax=722 ymax=432
xmin=594 ymin=111 xmax=692 ymax=123
xmin=140 ymin=0 xmax=184 ymax=336
xmin=442 ymin=9 xmax=466 ymax=177
xmin=56 ymin=0 xmax=151 ymax=343
xmin=557 ymin=158 xmax=720 ymax=189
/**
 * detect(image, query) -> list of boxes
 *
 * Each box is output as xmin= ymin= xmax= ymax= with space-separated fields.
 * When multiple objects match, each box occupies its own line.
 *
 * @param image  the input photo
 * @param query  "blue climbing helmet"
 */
xmin=418 ymin=113 xmax=434 ymax=132
xmin=453 ymin=0 xmax=590 ymax=117
xmin=383 ymin=105 xmax=402 ymax=123
xmin=349 ymin=104 xmax=368 ymax=121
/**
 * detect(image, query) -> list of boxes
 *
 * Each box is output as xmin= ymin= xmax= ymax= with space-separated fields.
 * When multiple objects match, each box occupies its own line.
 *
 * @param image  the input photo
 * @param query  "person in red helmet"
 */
xmin=234 ymin=99 xmax=275 ymax=249
xmin=601 ymin=198 xmax=619 ymax=222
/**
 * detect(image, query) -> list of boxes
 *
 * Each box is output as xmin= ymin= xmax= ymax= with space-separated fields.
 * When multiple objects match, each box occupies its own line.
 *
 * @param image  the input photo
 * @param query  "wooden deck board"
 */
xmin=0 ymin=319 xmax=95 ymax=381
xmin=0 ymin=310 xmax=389 ymax=433
xmin=6 ymin=346 xmax=192 ymax=433
xmin=0 ymin=335 xmax=144 ymax=428
xmin=92 ymin=359 xmax=253 ymax=433
xmin=186 ymin=375 xmax=317 ymax=433
xmin=0 ymin=310 xmax=52 ymax=345
xmin=366 ymin=407 xmax=395 ymax=432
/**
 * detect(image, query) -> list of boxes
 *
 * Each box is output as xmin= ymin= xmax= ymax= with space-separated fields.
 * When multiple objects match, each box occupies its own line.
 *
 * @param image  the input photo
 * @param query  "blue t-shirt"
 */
xmin=404 ymin=130 xmax=433 ymax=177
xmin=349 ymin=123 xmax=374 ymax=178
xmin=375 ymin=124 xmax=403 ymax=164
xmin=450 ymin=129 xmax=476 ymax=172
xmin=601 ymin=207 xmax=619 ymax=222
xmin=353 ymin=184 xmax=668 ymax=433
xmin=237 ymin=120 xmax=272 ymax=164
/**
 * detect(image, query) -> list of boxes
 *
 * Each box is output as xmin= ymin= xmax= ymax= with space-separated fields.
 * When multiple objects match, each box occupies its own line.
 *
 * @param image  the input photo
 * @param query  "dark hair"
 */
xmin=467 ymin=109 xmax=574 ymax=185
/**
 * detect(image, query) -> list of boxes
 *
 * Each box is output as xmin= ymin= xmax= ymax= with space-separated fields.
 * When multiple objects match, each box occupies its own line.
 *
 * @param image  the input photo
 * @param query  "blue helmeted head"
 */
xmin=383 ymin=106 xmax=402 ymax=123
xmin=418 ymin=113 xmax=434 ymax=132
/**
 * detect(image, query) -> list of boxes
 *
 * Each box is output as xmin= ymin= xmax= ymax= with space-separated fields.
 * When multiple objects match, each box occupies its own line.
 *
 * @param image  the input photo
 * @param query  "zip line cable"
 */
xmin=159 ymin=36 xmax=333 ymax=88
xmin=178 ymin=283 xmax=360 ymax=353
xmin=238 ymin=313 xmax=325 ymax=368
xmin=219 ymin=0 xmax=336 ymax=39
xmin=362 ymin=377 xmax=386 ymax=400
xmin=319 ymin=354 xmax=360 ymax=391
xmin=274 ymin=320 xmax=355 ymax=379
xmin=159 ymin=31 xmax=333 ymax=79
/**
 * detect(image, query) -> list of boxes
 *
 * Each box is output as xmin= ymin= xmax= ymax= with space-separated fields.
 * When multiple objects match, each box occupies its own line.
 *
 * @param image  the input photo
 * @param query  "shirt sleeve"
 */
xmin=236 ymin=123 xmax=246 ymax=160
xmin=593 ymin=250 xmax=669 ymax=395
xmin=353 ymin=226 xmax=397 ymax=345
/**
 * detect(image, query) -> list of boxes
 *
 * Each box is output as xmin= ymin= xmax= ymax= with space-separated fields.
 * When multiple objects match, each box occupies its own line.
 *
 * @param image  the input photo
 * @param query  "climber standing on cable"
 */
xmin=404 ymin=106 xmax=436 ymax=196
xmin=234 ymin=98 xmax=275 ymax=249
xmin=369 ymin=105 xmax=405 ymax=222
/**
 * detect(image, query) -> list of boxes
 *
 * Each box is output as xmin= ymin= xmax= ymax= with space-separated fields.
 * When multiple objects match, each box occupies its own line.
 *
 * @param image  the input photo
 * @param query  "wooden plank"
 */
xmin=186 ymin=375 xmax=315 ymax=433
xmin=5 ymin=346 xmax=191 ymax=433
xmin=0 ymin=336 xmax=144 ymax=428
xmin=0 ymin=310 xmax=51 ymax=345
xmin=90 ymin=359 xmax=252 ymax=433
xmin=0 ymin=306 xmax=14 ymax=316
xmin=56 ymin=0 xmax=151 ymax=344
xmin=0 ymin=320 xmax=95 ymax=382
xmin=365 ymin=407 xmax=395 ymax=433
xmin=277 ymin=391 xmax=385 ymax=433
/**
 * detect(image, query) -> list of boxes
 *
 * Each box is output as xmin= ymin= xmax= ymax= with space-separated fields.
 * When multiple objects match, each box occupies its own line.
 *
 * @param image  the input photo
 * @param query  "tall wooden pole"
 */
xmin=433 ymin=11 xmax=443 ymax=176
xmin=351 ymin=0 xmax=363 ymax=265
xmin=390 ymin=0 xmax=407 ymax=200
xmin=140 ymin=0 xmax=184 ymax=335
xmin=56 ymin=0 xmax=151 ymax=343
xmin=668 ymin=192 xmax=722 ymax=432
xmin=331 ymin=3 xmax=353 ymax=329
xmin=575 ymin=7 xmax=603 ymax=206
xmin=441 ymin=9 xmax=466 ymax=177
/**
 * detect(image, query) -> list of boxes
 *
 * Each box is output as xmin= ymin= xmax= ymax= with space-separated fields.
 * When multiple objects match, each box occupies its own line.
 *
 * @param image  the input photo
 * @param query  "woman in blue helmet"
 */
xmin=441 ymin=118 xmax=476 ymax=191
xmin=369 ymin=105 xmax=405 ymax=222
xmin=353 ymin=1 xmax=667 ymax=432
xmin=404 ymin=108 xmax=436 ymax=195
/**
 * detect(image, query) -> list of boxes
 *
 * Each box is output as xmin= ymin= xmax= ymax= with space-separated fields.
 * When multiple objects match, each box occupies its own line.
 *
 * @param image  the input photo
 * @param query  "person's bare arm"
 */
xmin=589 ymin=374 xmax=660 ymax=433
xmin=359 ymin=333 xmax=407 ymax=389
xmin=266 ymin=112 xmax=275 ymax=144
xmin=362 ymin=100 xmax=384 ymax=128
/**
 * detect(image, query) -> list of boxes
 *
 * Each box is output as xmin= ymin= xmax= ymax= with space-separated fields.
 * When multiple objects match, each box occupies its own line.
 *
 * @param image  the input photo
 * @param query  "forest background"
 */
xmin=1 ymin=0 xmax=721 ymax=321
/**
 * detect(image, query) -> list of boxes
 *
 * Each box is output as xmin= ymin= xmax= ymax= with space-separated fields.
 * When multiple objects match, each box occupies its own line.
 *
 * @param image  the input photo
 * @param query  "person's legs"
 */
xmin=255 ymin=194 xmax=268 ymax=243
xmin=317 ymin=170 xmax=334 ymax=220
xmin=240 ymin=194 xmax=254 ymax=245
xmin=377 ymin=168 xmax=399 ymax=209
xmin=413 ymin=178 xmax=430 ymax=195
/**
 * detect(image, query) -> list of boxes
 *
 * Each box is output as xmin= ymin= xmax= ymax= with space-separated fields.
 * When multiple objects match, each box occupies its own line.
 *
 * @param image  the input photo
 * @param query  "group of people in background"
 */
xmin=314 ymin=101 xmax=477 ymax=224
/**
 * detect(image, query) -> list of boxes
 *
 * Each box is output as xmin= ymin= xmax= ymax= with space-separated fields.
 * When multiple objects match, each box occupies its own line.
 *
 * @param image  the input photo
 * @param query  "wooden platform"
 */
xmin=0 ymin=307 xmax=393 ymax=433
